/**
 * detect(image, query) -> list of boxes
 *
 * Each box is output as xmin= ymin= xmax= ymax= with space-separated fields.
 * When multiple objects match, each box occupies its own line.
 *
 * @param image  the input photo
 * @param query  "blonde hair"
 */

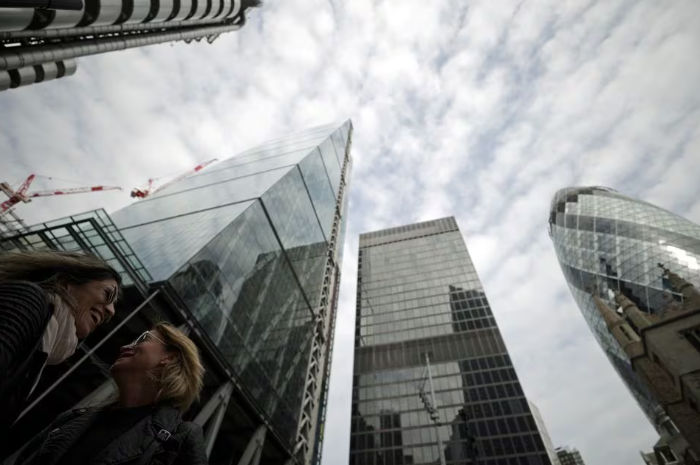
xmin=154 ymin=322 xmax=205 ymax=412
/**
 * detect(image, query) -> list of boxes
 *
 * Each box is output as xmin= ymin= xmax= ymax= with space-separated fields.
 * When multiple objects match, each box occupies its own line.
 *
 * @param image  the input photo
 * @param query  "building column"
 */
xmin=193 ymin=381 xmax=233 ymax=458
xmin=236 ymin=425 xmax=267 ymax=465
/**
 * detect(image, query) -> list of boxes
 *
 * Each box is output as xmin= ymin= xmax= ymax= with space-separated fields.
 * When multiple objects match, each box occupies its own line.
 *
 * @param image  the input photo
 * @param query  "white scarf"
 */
xmin=41 ymin=293 xmax=79 ymax=365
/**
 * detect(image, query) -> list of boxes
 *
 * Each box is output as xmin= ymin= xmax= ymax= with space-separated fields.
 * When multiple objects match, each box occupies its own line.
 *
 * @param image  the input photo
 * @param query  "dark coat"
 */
xmin=0 ymin=281 xmax=52 ymax=436
xmin=16 ymin=405 xmax=209 ymax=465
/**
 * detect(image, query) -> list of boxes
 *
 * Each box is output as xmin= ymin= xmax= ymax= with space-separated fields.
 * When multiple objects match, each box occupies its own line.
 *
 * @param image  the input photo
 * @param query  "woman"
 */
xmin=0 ymin=250 xmax=122 ymax=433
xmin=17 ymin=323 xmax=208 ymax=465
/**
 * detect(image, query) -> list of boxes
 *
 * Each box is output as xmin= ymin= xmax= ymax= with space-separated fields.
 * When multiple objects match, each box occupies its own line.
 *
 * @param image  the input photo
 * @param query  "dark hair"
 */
xmin=0 ymin=251 xmax=122 ymax=308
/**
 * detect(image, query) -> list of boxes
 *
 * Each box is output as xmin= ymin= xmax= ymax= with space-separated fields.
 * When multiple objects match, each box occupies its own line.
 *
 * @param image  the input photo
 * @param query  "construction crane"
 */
xmin=0 ymin=174 xmax=122 ymax=236
xmin=1 ymin=174 xmax=122 ymax=214
xmin=130 ymin=159 xmax=217 ymax=199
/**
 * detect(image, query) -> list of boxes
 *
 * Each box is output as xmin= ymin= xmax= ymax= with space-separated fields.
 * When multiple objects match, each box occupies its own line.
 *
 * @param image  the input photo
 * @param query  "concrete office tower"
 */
xmin=350 ymin=217 xmax=552 ymax=465
xmin=547 ymin=187 xmax=700 ymax=429
xmin=0 ymin=121 xmax=352 ymax=465
xmin=0 ymin=0 xmax=258 ymax=91
xmin=555 ymin=447 xmax=586 ymax=465
xmin=529 ymin=401 xmax=561 ymax=465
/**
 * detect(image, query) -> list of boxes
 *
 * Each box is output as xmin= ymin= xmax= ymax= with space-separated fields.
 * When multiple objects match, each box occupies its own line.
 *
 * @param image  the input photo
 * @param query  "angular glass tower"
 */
xmin=547 ymin=186 xmax=700 ymax=427
xmin=350 ymin=217 xmax=552 ymax=465
xmin=111 ymin=120 xmax=352 ymax=463
xmin=0 ymin=121 xmax=351 ymax=465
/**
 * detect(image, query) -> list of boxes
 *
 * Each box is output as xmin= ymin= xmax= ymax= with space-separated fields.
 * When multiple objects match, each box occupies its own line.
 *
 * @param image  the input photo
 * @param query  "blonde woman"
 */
xmin=16 ymin=323 xmax=208 ymax=465
xmin=0 ymin=251 xmax=121 ymax=433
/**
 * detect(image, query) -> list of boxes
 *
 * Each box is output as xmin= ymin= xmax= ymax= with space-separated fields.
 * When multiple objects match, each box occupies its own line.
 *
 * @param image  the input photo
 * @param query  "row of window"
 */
xmin=476 ymin=433 xmax=547 ymax=457
xmin=466 ymin=382 xmax=524 ymax=402
xmin=353 ymin=383 xmax=526 ymax=424
xmin=361 ymin=279 xmax=479 ymax=300
xmin=361 ymin=265 xmax=477 ymax=283
xmin=465 ymin=397 xmax=530 ymax=419
xmin=359 ymin=303 xmax=492 ymax=328
xmin=363 ymin=244 xmax=472 ymax=262
xmin=351 ymin=411 xmax=538 ymax=447
xmin=359 ymin=293 xmax=484 ymax=320
xmin=469 ymin=414 xmax=538 ymax=438
xmin=362 ymin=245 xmax=469 ymax=268
xmin=356 ymin=355 xmax=514 ymax=389
xmin=361 ymin=232 xmax=462 ymax=255
xmin=476 ymin=455 xmax=550 ymax=465
xmin=358 ymin=279 xmax=482 ymax=313
xmin=358 ymin=320 xmax=497 ymax=346
xmin=350 ymin=444 xmax=548 ymax=465
xmin=451 ymin=298 xmax=491 ymax=310
xmin=361 ymin=217 xmax=457 ymax=236
xmin=359 ymin=314 xmax=495 ymax=337
xmin=355 ymin=367 xmax=518 ymax=403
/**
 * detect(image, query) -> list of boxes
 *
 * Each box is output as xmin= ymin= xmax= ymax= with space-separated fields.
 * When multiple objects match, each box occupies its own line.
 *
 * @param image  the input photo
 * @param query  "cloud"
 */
xmin=3 ymin=0 xmax=700 ymax=464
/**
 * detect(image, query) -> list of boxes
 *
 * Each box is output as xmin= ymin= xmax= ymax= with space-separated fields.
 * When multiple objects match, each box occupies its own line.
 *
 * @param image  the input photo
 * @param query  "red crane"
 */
xmin=0 ymin=174 xmax=122 ymax=214
xmin=130 ymin=159 xmax=217 ymax=199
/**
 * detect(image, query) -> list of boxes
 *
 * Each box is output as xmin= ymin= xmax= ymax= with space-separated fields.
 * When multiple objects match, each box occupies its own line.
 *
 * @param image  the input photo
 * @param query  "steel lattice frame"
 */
xmin=292 ymin=129 xmax=352 ymax=465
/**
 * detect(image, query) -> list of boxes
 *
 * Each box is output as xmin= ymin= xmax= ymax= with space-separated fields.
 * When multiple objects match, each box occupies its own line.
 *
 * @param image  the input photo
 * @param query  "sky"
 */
xmin=2 ymin=0 xmax=700 ymax=464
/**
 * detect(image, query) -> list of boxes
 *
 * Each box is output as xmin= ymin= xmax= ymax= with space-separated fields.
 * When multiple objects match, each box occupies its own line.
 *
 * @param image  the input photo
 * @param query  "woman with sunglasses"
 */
xmin=0 ymin=251 xmax=121 ymax=435
xmin=16 ymin=322 xmax=207 ymax=465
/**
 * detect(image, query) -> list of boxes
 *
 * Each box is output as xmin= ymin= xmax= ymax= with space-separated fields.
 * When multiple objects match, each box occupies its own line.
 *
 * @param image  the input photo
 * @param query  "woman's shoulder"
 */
xmin=0 ymin=280 xmax=49 ymax=312
xmin=0 ymin=281 xmax=51 ymax=350
xmin=171 ymin=420 xmax=207 ymax=465
xmin=152 ymin=406 xmax=202 ymax=437
xmin=176 ymin=420 xmax=204 ymax=437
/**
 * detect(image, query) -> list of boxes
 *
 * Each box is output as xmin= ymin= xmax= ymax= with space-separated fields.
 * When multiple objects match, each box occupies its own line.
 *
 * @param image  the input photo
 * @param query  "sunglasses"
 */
xmin=130 ymin=330 xmax=167 ymax=347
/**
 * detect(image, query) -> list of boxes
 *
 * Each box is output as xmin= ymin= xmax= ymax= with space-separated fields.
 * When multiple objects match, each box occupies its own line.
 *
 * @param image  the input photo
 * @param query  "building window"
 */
xmin=683 ymin=326 xmax=700 ymax=354
xmin=656 ymin=445 xmax=677 ymax=464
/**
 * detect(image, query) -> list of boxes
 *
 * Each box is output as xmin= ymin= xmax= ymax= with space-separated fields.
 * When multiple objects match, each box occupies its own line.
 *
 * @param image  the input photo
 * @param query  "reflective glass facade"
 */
xmin=351 ymin=218 xmax=552 ymax=465
xmin=111 ymin=120 xmax=353 ymax=449
xmin=548 ymin=186 xmax=700 ymax=426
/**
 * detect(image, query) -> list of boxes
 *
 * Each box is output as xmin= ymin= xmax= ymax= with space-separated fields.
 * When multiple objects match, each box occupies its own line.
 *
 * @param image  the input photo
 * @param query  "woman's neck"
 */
xmin=114 ymin=375 xmax=159 ymax=408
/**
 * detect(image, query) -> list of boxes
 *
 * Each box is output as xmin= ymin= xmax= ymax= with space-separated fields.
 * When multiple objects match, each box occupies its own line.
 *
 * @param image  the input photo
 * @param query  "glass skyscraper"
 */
xmin=350 ymin=217 xmax=552 ymax=465
xmin=548 ymin=186 xmax=700 ymax=427
xmin=0 ymin=120 xmax=352 ymax=465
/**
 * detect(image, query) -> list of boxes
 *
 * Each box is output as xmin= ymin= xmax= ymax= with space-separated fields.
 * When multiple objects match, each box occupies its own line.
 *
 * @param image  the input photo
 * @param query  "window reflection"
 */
xmin=352 ymin=219 xmax=551 ymax=464
xmin=550 ymin=186 xmax=700 ymax=421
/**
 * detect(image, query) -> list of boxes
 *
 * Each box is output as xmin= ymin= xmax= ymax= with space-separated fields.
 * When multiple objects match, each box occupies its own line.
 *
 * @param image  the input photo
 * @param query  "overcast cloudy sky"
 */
xmin=2 ymin=0 xmax=700 ymax=464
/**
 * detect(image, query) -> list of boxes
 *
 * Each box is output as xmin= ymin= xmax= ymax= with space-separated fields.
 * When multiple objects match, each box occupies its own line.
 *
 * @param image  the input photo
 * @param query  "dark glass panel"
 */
xmin=120 ymin=200 xmax=253 ymax=281
xmin=318 ymin=137 xmax=342 ymax=194
xmin=167 ymin=200 xmax=314 ymax=446
xmin=298 ymin=149 xmax=337 ymax=240
xmin=261 ymin=168 xmax=328 ymax=309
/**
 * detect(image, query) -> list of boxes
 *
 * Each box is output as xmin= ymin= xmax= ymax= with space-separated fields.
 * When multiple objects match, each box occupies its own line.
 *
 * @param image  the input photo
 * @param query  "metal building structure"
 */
xmin=0 ymin=120 xmax=353 ymax=465
xmin=547 ymin=186 xmax=700 ymax=429
xmin=0 ymin=0 xmax=259 ymax=91
xmin=350 ymin=217 xmax=552 ymax=465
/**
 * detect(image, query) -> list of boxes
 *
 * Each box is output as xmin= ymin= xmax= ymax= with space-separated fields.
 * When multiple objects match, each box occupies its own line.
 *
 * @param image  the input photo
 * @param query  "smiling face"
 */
xmin=111 ymin=330 xmax=173 ymax=377
xmin=65 ymin=278 xmax=118 ymax=339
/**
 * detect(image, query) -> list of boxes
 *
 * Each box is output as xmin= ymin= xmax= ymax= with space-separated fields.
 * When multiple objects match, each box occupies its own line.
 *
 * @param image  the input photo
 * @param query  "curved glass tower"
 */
xmin=548 ymin=186 xmax=700 ymax=426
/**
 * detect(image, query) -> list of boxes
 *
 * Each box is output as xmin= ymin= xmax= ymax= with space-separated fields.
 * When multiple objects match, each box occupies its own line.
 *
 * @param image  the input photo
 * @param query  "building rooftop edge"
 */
xmin=359 ymin=216 xmax=457 ymax=239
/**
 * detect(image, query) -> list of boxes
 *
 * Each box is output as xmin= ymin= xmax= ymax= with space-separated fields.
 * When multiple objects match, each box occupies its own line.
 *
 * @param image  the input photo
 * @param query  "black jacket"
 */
xmin=0 ymin=281 xmax=52 ymax=436
xmin=16 ymin=405 xmax=209 ymax=465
